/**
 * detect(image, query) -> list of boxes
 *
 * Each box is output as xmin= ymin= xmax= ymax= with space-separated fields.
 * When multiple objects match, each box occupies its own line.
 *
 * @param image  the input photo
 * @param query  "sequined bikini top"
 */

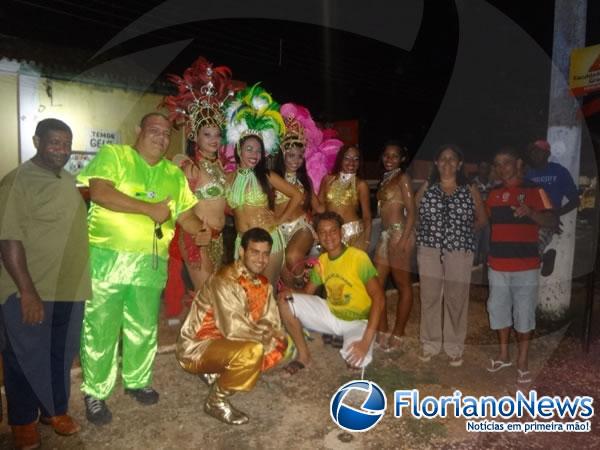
xmin=376 ymin=168 xmax=404 ymax=204
xmin=194 ymin=158 xmax=227 ymax=201
xmin=275 ymin=172 xmax=305 ymax=205
xmin=226 ymin=168 xmax=268 ymax=210
xmin=326 ymin=173 xmax=358 ymax=208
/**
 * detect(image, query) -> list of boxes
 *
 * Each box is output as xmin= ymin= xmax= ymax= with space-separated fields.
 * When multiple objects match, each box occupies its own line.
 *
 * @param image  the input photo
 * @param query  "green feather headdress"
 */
xmin=225 ymin=83 xmax=285 ymax=156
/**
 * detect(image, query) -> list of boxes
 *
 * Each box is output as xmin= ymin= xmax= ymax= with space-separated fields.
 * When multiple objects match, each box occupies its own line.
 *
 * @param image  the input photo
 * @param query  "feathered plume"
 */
xmin=162 ymin=56 xmax=245 ymax=139
xmin=224 ymin=83 xmax=285 ymax=156
xmin=306 ymin=126 xmax=343 ymax=194
xmin=278 ymin=102 xmax=343 ymax=192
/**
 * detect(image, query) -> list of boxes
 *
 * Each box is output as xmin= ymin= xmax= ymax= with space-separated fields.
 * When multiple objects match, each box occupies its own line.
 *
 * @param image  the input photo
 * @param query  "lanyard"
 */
xmin=152 ymin=223 xmax=163 ymax=270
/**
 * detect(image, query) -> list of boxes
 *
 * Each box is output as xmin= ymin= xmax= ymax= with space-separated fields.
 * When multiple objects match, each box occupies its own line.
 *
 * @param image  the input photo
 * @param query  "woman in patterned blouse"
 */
xmin=415 ymin=145 xmax=487 ymax=367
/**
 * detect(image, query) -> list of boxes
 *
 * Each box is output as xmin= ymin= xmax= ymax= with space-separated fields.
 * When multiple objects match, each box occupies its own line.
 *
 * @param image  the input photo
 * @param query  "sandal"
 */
xmin=517 ymin=369 xmax=532 ymax=385
xmin=449 ymin=355 xmax=464 ymax=367
xmin=346 ymin=362 xmax=362 ymax=372
xmin=387 ymin=334 xmax=404 ymax=351
xmin=487 ymin=359 xmax=512 ymax=373
xmin=321 ymin=334 xmax=333 ymax=345
xmin=375 ymin=332 xmax=391 ymax=351
xmin=282 ymin=360 xmax=306 ymax=377
xmin=331 ymin=336 xmax=344 ymax=349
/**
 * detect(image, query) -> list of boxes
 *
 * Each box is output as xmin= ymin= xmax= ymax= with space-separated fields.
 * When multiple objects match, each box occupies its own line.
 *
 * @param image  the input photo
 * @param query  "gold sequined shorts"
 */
xmin=375 ymin=223 xmax=405 ymax=259
xmin=341 ymin=220 xmax=364 ymax=247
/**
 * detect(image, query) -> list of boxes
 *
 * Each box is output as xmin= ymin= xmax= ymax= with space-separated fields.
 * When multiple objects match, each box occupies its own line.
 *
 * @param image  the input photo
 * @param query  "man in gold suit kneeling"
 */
xmin=176 ymin=227 xmax=287 ymax=425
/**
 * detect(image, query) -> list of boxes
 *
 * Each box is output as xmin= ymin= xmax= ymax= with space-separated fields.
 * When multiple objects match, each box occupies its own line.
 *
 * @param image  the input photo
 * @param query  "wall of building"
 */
xmin=0 ymin=70 xmax=184 ymax=179
xmin=0 ymin=72 xmax=19 ymax=178
xmin=30 ymin=78 xmax=183 ymax=155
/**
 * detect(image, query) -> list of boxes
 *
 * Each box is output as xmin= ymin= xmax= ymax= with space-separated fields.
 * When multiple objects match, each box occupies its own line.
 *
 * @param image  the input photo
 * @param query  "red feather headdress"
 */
xmin=162 ymin=57 xmax=245 ymax=140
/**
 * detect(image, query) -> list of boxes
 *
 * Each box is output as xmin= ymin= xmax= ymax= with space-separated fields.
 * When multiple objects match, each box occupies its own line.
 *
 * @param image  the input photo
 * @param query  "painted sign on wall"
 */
xmin=86 ymin=129 xmax=121 ymax=152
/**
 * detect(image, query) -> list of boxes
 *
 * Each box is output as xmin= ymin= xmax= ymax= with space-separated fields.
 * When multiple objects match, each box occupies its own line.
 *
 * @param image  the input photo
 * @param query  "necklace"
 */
xmin=285 ymin=171 xmax=297 ymax=184
xmin=285 ymin=171 xmax=304 ymax=190
xmin=196 ymin=150 xmax=219 ymax=163
xmin=381 ymin=168 xmax=402 ymax=185
xmin=198 ymin=158 xmax=226 ymax=187
xmin=339 ymin=172 xmax=355 ymax=183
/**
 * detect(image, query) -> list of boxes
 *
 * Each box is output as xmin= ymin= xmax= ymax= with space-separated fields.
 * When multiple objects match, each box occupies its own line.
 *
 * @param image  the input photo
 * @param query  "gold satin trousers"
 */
xmin=191 ymin=339 xmax=264 ymax=392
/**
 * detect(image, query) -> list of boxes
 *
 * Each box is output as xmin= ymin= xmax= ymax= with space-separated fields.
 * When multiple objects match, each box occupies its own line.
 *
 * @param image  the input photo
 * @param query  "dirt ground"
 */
xmin=1 ymin=274 xmax=599 ymax=449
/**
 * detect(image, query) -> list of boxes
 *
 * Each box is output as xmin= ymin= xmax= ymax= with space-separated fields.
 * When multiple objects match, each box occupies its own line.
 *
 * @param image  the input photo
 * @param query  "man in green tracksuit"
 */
xmin=77 ymin=113 xmax=210 ymax=425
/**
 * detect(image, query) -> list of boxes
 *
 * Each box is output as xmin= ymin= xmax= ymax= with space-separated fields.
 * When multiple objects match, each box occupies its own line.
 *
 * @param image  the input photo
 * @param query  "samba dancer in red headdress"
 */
xmin=162 ymin=57 xmax=244 ymax=319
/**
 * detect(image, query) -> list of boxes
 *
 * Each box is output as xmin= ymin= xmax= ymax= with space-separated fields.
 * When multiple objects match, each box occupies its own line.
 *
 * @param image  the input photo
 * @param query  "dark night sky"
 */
xmin=1 ymin=0 xmax=599 ymax=166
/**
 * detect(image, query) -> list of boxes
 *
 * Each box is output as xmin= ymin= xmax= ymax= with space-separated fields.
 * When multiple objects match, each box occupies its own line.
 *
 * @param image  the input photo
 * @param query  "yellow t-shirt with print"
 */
xmin=309 ymin=246 xmax=378 ymax=321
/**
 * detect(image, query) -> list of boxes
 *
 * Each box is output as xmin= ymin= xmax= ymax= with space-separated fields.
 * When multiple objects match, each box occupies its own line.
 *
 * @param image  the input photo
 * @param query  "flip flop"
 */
xmin=487 ymin=359 xmax=512 ymax=373
xmin=282 ymin=360 xmax=306 ymax=376
xmin=517 ymin=369 xmax=532 ymax=385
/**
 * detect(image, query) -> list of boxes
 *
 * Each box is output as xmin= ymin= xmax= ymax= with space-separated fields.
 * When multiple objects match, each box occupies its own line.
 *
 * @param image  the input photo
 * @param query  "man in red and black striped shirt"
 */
xmin=485 ymin=147 xmax=556 ymax=386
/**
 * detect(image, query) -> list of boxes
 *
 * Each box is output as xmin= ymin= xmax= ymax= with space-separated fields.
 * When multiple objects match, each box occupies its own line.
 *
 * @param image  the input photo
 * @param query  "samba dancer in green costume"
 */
xmin=77 ymin=113 xmax=211 ymax=425
xmin=224 ymin=84 xmax=303 ymax=286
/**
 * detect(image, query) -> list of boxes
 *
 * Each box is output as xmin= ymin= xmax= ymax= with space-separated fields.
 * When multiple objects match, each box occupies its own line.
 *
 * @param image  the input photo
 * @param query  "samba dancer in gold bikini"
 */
xmin=374 ymin=142 xmax=416 ymax=350
xmin=273 ymin=103 xmax=326 ymax=288
xmin=319 ymin=145 xmax=372 ymax=250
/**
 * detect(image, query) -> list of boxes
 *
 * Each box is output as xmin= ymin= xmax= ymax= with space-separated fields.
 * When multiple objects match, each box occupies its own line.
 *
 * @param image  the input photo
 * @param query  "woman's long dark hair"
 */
xmin=428 ymin=144 xmax=469 ymax=186
xmin=274 ymin=144 xmax=313 ymax=210
xmin=185 ymin=139 xmax=196 ymax=158
xmin=235 ymin=135 xmax=275 ymax=209
xmin=332 ymin=144 xmax=364 ymax=178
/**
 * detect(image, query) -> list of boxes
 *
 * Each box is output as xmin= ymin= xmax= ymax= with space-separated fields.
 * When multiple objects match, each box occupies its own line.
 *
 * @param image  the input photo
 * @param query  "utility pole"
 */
xmin=540 ymin=0 xmax=587 ymax=318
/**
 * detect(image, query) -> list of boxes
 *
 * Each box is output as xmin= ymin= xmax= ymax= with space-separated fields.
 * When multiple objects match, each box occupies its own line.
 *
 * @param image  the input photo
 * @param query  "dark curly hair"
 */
xmin=380 ymin=140 xmax=410 ymax=172
xmin=241 ymin=227 xmax=273 ymax=250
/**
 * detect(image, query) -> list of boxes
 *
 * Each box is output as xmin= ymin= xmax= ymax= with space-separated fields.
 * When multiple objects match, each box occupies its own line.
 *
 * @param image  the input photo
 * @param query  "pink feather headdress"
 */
xmin=279 ymin=103 xmax=343 ymax=193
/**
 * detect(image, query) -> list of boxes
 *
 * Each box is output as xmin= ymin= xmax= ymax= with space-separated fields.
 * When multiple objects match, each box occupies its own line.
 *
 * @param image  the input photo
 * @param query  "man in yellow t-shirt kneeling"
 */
xmin=277 ymin=212 xmax=385 ymax=374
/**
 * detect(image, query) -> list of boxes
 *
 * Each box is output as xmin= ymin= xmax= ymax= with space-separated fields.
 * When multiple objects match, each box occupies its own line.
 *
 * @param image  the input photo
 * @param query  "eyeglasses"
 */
xmin=343 ymin=156 xmax=360 ymax=162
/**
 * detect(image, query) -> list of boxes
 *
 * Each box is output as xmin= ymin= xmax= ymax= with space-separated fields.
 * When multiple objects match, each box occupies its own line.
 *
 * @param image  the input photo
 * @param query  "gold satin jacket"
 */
xmin=176 ymin=261 xmax=285 ymax=373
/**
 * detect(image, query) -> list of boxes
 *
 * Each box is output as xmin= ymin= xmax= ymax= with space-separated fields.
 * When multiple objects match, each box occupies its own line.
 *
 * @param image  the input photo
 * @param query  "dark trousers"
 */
xmin=1 ymin=295 xmax=83 ymax=425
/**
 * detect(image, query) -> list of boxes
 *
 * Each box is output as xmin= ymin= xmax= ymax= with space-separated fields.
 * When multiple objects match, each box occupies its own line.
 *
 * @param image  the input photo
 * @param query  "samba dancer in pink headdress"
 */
xmin=273 ymin=103 xmax=343 ymax=288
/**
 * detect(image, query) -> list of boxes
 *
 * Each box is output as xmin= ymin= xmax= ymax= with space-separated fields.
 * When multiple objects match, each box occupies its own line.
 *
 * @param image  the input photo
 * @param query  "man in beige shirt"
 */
xmin=0 ymin=118 xmax=91 ymax=449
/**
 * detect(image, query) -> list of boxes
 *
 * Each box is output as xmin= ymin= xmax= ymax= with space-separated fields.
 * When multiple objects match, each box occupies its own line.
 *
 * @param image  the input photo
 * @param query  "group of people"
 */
xmin=0 ymin=54 xmax=579 ymax=448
